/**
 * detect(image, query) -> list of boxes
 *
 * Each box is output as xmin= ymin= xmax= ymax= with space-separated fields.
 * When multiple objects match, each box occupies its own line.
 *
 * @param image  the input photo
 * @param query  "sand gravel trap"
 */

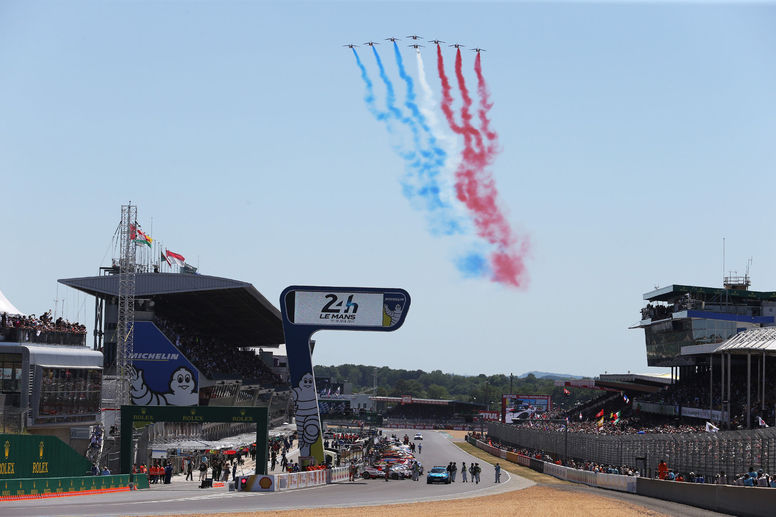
xmin=163 ymin=485 xmax=666 ymax=517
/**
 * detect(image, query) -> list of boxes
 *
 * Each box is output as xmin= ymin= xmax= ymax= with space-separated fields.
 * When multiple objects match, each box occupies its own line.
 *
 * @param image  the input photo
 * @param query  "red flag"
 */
xmin=563 ymin=388 xmax=570 ymax=396
xmin=165 ymin=250 xmax=186 ymax=267
xmin=595 ymin=409 xmax=604 ymax=418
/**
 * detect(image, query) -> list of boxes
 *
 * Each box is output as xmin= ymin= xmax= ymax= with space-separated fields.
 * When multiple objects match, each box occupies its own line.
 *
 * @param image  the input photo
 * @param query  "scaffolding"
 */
xmin=115 ymin=203 xmax=137 ymax=409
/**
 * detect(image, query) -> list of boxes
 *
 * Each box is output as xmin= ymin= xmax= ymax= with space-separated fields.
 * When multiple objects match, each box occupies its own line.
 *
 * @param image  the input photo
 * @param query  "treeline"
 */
xmin=314 ymin=364 xmax=598 ymax=411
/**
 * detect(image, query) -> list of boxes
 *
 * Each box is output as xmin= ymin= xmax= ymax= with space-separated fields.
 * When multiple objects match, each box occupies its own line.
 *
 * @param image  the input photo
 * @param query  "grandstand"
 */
xmin=59 ymin=270 xmax=291 ymax=468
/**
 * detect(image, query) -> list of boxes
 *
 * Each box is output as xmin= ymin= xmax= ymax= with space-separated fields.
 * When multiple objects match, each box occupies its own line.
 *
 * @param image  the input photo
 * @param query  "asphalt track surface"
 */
xmin=0 ymin=429 xmax=530 ymax=517
xmin=0 ymin=429 xmax=730 ymax=517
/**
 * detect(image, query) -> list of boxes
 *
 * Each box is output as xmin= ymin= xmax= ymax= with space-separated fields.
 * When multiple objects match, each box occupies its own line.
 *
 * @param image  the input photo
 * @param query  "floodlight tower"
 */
xmin=116 ymin=203 xmax=137 ymax=410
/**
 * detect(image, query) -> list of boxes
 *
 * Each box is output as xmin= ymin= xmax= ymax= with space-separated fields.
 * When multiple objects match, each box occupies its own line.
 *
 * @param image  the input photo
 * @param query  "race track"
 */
xmin=0 ymin=429 xmax=530 ymax=517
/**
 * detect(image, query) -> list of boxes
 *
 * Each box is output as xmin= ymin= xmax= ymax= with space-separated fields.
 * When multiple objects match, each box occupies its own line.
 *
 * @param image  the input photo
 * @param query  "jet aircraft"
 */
xmin=363 ymin=41 xmax=379 ymax=46
xmin=385 ymin=37 xmax=401 ymax=42
xmin=343 ymin=44 xmax=358 ymax=48
xmin=406 ymin=34 xmax=423 ymax=40
xmin=428 ymin=39 xmax=445 ymax=45
xmin=408 ymin=44 xmax=424 ymax=49
xmin=449 ymin=43 xmax=465 ymax=49
xmin=471 ymin=48 xmax=486 ymax=53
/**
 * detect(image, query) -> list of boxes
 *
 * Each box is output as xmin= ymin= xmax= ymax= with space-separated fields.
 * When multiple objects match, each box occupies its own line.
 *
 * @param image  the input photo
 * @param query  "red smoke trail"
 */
xmin=474 ymin=52 xmax=497 ymax=153
xmin=436 ymin=45 xmax=463 ymax=135
xmin=440 ymin=47 xmax=529 ymax=288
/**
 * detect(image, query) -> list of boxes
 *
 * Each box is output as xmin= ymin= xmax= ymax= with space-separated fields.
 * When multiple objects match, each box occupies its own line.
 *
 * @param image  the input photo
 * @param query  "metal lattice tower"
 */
xmin=116 ymin=203 xmax=137 ymax=410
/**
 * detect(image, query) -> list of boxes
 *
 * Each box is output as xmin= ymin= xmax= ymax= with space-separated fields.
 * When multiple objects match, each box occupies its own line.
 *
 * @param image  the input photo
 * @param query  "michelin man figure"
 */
xmin=291 ymin=372 xmax=320 ymax=459
xmin=130 ymin=366 xmax=197 ymax=406
xmin=383 ymin=303 xmax=403 ymax=327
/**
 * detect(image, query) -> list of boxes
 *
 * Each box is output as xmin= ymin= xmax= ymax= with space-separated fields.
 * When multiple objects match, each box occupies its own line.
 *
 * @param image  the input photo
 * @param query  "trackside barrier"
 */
xmin=327 ymin=466 xmax=349 ymax=483
xmin=241 ymin=469 xmax=335 ymax=492
xmin=470 ymin=436 xmax=774 ymax=513
xmin=0 ymin=474 xmax=135 ymax=500
xmin=636 ymin=478 xmax=776 ymax=517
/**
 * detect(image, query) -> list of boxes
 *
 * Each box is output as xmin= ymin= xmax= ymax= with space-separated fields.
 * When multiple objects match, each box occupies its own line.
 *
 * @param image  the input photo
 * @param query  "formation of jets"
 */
xmin=343 ymin=37 xmax=484 ymax=53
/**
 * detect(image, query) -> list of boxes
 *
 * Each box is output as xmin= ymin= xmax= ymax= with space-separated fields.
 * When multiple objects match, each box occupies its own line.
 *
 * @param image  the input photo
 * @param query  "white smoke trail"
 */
xmin=415 ymin=50 xmax=467 ymax=219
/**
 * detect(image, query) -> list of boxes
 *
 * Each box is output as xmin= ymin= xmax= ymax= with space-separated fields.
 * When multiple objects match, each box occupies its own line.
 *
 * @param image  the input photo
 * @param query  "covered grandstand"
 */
xmin=59 ymin=271 xmax=289 ymax=415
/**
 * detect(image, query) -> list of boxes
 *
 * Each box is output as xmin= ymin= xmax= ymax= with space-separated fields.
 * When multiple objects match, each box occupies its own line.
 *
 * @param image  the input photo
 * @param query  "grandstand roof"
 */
xmin=59 ymin=273 xmax=284 ymax=346
xmin=644 ymin=284 xmax=776 ymax=303
xmin=712 ymin=327 xmax=776 ymax=353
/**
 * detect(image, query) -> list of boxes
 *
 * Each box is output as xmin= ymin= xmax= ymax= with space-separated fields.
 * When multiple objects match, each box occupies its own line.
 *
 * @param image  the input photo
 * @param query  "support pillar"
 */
xmin=720 ymin=353 xmax=725 ymax=424
xmin=727 ymin=353 xmax=731 ymax=428
xmin=747 ymin=353 xmax=751 ymax=429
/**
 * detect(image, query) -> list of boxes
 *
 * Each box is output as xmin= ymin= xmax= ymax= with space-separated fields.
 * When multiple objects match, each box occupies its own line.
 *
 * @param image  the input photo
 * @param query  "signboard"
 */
xmin=0 ymin=434 xmax=92 ymax=479
xmin=401 ymin=395 xmax=413 ymax=405
xmin=502 ymin=394 xmax=552 ymax=423
xmin=280 ymin=286 xmax=410 ymax=466
xmin=291 ymin=291 xmax=408 ymax=328
xmin=129 ymin=322 xmax=199 ymax=406
xmin=478 ymin=411 xmax=500 ymax=421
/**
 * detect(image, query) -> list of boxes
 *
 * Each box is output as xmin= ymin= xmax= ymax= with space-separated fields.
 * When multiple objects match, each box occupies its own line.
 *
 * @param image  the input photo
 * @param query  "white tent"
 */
xmin=0 ymin=288 xmax=23 ymax=316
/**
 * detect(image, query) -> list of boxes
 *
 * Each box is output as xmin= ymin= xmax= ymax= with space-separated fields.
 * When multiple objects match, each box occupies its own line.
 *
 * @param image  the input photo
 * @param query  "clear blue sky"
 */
xmin=2 ymin=1 xmax=775 ymax=377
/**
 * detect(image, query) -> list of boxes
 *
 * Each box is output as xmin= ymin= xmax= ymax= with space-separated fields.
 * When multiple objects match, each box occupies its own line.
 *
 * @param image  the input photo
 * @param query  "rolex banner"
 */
xmin=0 ymin=434 xmax=91 ymax=479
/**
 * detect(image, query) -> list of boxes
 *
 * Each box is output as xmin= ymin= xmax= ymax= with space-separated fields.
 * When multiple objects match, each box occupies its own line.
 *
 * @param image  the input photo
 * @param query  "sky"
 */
xmin=2 ymin=1 xmax=776 ymax=378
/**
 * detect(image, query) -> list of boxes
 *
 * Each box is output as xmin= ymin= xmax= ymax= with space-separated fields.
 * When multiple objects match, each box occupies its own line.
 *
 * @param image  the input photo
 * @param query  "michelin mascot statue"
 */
xmin=291 ymin=372 xmax=323 ymax=463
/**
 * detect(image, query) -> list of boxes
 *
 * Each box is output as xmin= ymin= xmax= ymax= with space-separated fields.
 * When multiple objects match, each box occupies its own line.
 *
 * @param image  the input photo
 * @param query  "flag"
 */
xmin=563 ymin=388 xmax=570 ymax=396
xmin=165 ymin=250 xmax=185 ymax=267
xmin=705 ymin=421 xmax=719 ymax=433
xmin=597 ymin=416 xmax=604 ymax=430
xmin=758 ymin=416 xmax=769 ymax=428
xmin=135 ymin=229 xmax=152 ymax=247
xmin=612 ymin=411 xmax=621 ymax=424
xmin=595 ymin=409 xmax=604 ymax=418
xmin=162 ymin=251 xmax=172 ymax=267
xmin=623 ymin=394 xmax=630 ymax=404
xmin=579 ymin=412 xmax=583 ymax=421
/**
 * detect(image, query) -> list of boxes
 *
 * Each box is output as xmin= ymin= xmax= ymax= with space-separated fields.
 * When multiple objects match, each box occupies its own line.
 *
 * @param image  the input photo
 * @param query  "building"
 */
xmin=0 ymin=291 xmax=102 ymax=451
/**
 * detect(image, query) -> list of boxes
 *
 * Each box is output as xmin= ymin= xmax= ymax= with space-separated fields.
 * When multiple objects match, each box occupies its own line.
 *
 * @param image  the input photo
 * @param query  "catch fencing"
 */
xmin=488 ymin=422 xmax=776 ymax=479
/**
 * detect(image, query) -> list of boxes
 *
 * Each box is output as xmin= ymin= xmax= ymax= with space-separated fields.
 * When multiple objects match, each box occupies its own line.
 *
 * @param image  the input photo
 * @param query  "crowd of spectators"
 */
xmin=477 ymin=434 xmax=776 ymax=487
xmin=1 ymin=310 xmax=86 ymax=343
xmin=509 ymin=413 xmax=706 ymax=435
xmin=154 ymin=317 xmax=283 ymax=387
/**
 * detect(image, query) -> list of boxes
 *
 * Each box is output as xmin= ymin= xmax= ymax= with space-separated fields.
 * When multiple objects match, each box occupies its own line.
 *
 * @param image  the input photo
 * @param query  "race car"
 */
xmin=361 ymin=466 xmax=386 ymax=479
xmin=414 ymin=433 xmax=423 ymax=440
xmin=426 ymin=466 xmax=451 ymax=484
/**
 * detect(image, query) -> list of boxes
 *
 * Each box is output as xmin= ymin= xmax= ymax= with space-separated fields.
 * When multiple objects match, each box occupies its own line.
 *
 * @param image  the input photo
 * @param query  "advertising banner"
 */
xmin=129 ymin=322 xmax=198 ymax=406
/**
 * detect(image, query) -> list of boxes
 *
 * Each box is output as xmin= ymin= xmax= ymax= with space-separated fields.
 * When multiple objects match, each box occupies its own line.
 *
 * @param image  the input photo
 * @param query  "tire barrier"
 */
xmin=470 ymin=436 xmax=776 ymax=515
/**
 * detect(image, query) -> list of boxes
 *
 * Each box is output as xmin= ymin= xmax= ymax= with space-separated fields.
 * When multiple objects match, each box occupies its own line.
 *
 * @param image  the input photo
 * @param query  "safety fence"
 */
xmin=236 ymin=466 xmax=350 ymax=492
xmin=487 ymin=422 xmax=776 ymax=480
xmin=468 ymin=435 xmax=776 ymax=517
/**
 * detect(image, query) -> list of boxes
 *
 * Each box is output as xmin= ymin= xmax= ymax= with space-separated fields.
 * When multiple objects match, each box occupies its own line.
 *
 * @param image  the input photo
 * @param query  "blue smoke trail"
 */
xmin=392 ymin=42 xmax=464 ymax=237
xmin=352 ymin=48 xmax=386 ymax=121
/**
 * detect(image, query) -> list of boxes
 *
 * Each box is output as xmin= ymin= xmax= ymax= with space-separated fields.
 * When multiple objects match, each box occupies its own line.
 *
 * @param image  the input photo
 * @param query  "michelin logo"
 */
xmin=131 ymin=352 xmax=180 ymax=360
